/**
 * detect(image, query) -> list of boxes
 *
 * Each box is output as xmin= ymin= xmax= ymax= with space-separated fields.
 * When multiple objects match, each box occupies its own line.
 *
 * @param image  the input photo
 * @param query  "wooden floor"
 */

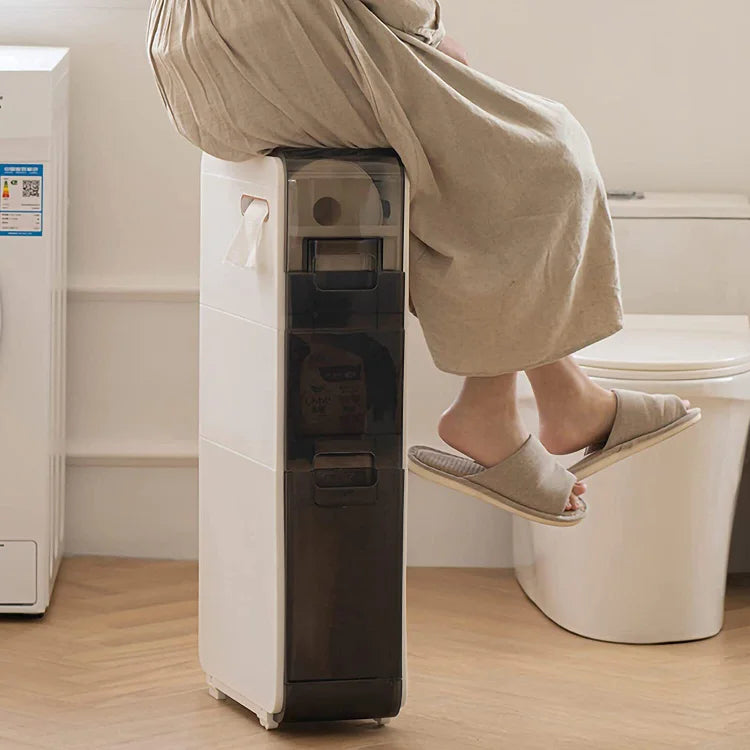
xmin=1 ymin=559 xmax=748 ymax=749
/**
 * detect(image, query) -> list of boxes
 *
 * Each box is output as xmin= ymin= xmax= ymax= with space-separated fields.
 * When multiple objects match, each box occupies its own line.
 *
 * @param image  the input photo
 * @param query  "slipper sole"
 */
xmin=569 ymin=408 xmax=702 ymax=481
xmin=408 ymin=455 xmax=586 ymax=528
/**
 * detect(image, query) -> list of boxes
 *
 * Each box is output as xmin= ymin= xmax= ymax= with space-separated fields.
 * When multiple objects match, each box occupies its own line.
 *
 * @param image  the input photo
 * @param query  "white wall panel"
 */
xmin=66 ymin=299 xmax=197 ymax=445
xmin=442 ymin=0 xmax=750 ymax=195
xmin=65 ymin=466 xmax=198 ymax=559
xmin=3 ymin=0 xmax=749 ymax=564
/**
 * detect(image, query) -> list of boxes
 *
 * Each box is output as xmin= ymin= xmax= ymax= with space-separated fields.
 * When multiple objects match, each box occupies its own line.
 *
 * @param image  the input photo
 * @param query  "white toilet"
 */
xmin=513 ymin=192 xmax=750 ymax=643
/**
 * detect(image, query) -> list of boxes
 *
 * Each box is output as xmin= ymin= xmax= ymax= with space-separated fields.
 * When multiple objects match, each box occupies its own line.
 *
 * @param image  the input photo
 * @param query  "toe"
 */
xmin=566 ymin=494 xmax=582 ymax=511
xmin=683 ymin=399 xmax=691 ymax=410
xmin=567 ymin=482 xmax=586 ymax=511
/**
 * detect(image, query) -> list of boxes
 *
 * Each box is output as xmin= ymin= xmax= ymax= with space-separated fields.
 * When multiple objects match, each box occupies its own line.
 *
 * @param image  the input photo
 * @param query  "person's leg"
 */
xmin=438 ymin=373 xmax=585 ymax=510
xmin=527 ymin=357 xmax=689 ymax=455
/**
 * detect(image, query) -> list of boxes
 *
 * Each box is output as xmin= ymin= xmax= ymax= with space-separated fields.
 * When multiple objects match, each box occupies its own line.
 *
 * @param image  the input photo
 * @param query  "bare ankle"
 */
xmin=537 ymin=387 xmax=617 ymax=455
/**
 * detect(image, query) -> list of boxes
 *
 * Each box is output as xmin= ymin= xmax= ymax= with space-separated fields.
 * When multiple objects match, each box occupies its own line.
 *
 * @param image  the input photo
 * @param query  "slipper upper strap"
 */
xmin=467 ymin=435 xmax=577 ymax=516
xmin=597 ymin=389 xmax=689 ymax=453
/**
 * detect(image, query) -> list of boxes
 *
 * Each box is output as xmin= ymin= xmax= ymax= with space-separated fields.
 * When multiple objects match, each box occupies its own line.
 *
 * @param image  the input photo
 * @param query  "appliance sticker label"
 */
xmin=0 ymin=164 xmax=44 ymax=237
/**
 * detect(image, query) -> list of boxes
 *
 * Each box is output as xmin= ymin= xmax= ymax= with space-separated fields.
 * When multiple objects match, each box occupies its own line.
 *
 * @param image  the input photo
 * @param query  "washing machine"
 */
xmin=0 ymin=46 xmax=69 ymax=614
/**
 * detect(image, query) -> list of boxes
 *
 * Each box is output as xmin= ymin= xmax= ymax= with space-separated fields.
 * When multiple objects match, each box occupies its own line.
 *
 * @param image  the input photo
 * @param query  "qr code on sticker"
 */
xmin=22 ymin=180 xmax=41 ymax=199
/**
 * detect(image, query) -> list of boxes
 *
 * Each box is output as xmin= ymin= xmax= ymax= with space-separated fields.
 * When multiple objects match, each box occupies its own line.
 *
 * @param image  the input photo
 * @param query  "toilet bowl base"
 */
xmin=513 ymin=382 xmax=750 ymax=645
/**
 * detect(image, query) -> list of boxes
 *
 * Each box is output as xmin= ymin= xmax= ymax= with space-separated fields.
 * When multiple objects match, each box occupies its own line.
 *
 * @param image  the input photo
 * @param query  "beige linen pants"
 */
xmin=148 ymin=0 xmax=623 ymax=375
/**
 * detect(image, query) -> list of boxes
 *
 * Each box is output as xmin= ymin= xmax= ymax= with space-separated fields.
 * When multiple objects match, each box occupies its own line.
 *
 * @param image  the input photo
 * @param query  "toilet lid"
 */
xmin=575 ymin=314 xmax=750 ymax=380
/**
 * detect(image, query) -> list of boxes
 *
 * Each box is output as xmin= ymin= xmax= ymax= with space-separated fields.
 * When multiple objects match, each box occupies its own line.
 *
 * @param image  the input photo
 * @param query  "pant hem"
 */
xmin=429 ymin=321 xmax=624 ymax=378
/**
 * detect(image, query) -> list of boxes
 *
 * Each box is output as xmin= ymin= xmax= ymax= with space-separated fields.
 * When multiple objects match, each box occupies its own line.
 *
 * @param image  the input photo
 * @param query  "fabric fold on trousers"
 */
xmin=360 ymin=0 xmax=446 ymax=46
xmin=147 ymin=0 xmax=623 ymax=375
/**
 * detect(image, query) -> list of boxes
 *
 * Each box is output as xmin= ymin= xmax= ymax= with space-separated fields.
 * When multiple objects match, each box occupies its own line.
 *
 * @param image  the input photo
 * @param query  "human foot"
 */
xmin=566 ymin=389 xmax=700 ymax=480
xmin=438 ymin=400 xmax=586 ymax=511
xmin=531 ymin=363 xmax=690 ymax=457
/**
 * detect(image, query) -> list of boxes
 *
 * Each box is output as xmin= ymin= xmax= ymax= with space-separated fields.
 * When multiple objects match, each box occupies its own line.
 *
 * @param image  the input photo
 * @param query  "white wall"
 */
xmin=407 ymin=0 xmax=750 ymax=568
xmin=3 ymin=0 xmax=749 ymax=565
xmin=2 ymin=0 xmax=201 ymax=559
xmin=443 ymin=0 xmax=750 ymax=195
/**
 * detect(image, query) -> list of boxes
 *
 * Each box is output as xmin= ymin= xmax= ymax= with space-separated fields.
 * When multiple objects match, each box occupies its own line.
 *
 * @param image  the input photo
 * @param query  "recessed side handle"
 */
xmin=313 ymin=453 xmax=378 ymax=507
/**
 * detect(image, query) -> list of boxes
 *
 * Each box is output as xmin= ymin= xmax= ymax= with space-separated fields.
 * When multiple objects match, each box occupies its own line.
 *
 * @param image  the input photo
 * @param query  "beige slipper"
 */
xmin=569 ymin=389 xmax=702 ymax=480
xmin=408 ymin=435 xmax=586 ymax=527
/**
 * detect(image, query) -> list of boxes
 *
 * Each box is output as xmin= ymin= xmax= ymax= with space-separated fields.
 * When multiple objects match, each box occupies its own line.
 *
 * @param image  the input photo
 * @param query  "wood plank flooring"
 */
xmin=1 ymin=558 xmax=748 ymax=749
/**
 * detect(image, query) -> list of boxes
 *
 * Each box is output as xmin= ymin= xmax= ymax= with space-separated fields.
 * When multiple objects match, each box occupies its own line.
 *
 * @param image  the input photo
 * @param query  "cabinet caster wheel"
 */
xmin=259 ymin=712 xmax=280 ymax=731
xmin=208 ymin=685 xmax=227 ymax=701
xmin=374 ymin=718 xmax=391 ymax=727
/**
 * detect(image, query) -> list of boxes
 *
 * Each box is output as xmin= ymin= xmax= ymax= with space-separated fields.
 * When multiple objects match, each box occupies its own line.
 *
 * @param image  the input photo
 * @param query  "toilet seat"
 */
xmin=575 ymin=314 xmax=750 ymax=381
